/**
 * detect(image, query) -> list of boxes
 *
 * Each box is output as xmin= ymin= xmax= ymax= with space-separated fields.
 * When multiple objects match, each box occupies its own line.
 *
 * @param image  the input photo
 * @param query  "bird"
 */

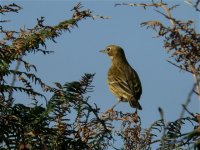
xmin=100 ymin=45 xmax=142 ymax=110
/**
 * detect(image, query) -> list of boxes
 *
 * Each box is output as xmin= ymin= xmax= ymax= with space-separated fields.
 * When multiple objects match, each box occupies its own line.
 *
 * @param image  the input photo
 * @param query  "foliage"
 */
xmin=0 ymin=2 xmax=93 ymax=103
xmin=0 ymin=1 xmax=199 ymax=150
xmin=0 ymin=73 xmax=113 ymax=149
xmin=0 ymin=3 xmax=113 ymax=149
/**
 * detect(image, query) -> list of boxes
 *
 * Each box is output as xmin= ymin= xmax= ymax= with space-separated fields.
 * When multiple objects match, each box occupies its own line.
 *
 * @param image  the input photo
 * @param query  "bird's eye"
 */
xmin=107 ymin=47 xmax=111 ymax=51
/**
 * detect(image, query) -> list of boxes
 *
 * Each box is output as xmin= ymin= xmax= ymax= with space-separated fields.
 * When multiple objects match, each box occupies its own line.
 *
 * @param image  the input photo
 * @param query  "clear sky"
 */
xmin=1 ymin=0 xmax=200 ymax=147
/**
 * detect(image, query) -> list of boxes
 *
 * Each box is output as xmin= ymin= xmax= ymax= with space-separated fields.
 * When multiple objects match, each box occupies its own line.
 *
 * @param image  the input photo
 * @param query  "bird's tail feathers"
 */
xmin=129 ymin=98 xmax=142 ymax=110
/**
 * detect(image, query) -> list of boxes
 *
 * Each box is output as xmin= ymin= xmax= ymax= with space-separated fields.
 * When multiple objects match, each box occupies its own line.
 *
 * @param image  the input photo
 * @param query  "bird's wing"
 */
xmin=108 ymin=76 xmax=132 ymax=92
xmin=108 ymin=73 xmax=133 ymax=99
xmin=107 ymin=64 xmax=142 ymax=100
xmin=126 ymin=66 xmax=142 ymax=100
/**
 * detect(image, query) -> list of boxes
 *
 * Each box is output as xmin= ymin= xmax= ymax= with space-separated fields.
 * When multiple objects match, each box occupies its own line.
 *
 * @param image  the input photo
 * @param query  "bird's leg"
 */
xmin=106 ymin=99 xmax=121 ymax=113
xmin=111 ymin=100 xmax=121 ymax=110
xmin=134 ymin=109 xmax=138 ymax=114
xmin=133 ymin=109 xmax=140 ymax=123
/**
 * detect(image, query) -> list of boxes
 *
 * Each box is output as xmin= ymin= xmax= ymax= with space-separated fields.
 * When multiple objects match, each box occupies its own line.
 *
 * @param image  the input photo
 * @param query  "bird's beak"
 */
xmin=99 ymin=49 xmax=107 ymax=53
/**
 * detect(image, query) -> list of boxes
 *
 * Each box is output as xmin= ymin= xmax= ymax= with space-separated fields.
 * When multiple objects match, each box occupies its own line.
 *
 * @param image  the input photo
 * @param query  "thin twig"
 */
xmin=167 ymin=60 xmax=192 ymax=73
xmin=115 ymin=2 xmax=176 ymax=27
xmin=158 ymin=107 xmax=166 ymax=150
xmin=8 ymin=56 xmax=22 ymax=102
xmin=159 ymin=4 xmax=176 ymax=27
xmin=180 ymin=84 xmax=196 ymax=118
xmin=190 ymin=65 xmax=200 ymax=101
xmin=182 ymin=105 xmax=196 ymax=118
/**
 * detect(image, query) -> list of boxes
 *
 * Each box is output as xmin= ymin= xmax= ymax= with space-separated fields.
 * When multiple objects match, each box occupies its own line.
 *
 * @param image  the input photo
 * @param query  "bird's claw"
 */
xmin=105 ymin=108 xmax=115 ymax=113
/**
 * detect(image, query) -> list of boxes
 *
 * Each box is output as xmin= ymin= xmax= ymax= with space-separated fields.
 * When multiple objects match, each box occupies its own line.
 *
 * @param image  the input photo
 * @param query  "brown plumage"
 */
xmin=100 ymin=45 xmax=142 ymax=110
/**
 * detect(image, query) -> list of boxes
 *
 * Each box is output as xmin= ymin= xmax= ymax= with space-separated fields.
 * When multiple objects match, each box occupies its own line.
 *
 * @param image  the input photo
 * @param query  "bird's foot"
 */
xmin=105 ymin=108 xmax=115 ymax=113
xmin=134 ymin=109 xmax=138 ymax=114
xmin=132 ymin=109 xmax=140 ymax=123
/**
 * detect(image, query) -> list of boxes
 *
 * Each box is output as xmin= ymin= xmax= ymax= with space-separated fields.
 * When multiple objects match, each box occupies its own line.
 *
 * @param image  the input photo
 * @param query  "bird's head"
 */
xmin=100 ymin=45 xmax=125 ymax=60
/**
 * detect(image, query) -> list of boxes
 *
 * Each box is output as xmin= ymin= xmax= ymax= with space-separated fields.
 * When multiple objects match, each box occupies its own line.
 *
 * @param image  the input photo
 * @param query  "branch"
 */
xmin=2 ymin=3 xmax=95 ymax=63
xmin=189 ymin=65 xmax=200 ymax=101
xmin=180 ymin=84 xmax=196 ymax=118
xmin=0 ymin=3 xmax=22 ymax=14
xmin=185 ymin=0 xmax=200 ymax=12
xmin=115 ymin=2 xmax=176 ymax=27
xmin=167 ymin=60 xmax=192 ymax=73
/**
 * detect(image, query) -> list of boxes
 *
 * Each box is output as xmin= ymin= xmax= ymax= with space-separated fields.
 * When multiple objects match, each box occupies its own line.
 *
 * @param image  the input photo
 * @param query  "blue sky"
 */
xmin=2 ymin=0 xmax=200 ymax=146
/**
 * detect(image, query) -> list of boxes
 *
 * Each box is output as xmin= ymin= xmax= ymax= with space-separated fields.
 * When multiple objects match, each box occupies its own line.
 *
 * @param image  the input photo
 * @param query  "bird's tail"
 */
xmin=129 ymin=98 xmax=142 ymax=110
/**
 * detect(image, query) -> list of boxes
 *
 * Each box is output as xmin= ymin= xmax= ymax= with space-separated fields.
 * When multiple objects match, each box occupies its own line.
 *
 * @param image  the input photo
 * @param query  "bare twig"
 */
xmin=167 ymin=60 xmax=192 ymax=73
xmin=8 ymin=56 xmax=22 ymax=102
xmin=190 ymin=65 xmax=200 ymax=100
xmin=180 ymin=84 xmax=196 ymax=118
xmin=182 ymin=104 xmax=196 ymax=118
xmin=115 ymin=2 xmax=176 ymax=27
xmin=158 ymin=107 xmax=166 ymax=150
xmin=185 ymin=0 xmax=200 ymax=12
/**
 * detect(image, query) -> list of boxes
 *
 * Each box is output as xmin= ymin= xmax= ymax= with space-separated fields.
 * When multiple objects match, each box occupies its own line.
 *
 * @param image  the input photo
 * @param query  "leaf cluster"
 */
xmin=0 ymin=73 xmax=114 ymax=149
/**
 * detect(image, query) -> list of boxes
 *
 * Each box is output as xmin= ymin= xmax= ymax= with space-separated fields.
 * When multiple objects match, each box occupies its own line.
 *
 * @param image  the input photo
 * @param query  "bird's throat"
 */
xmin=109 ymin=56 xmax=113 ymax=60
